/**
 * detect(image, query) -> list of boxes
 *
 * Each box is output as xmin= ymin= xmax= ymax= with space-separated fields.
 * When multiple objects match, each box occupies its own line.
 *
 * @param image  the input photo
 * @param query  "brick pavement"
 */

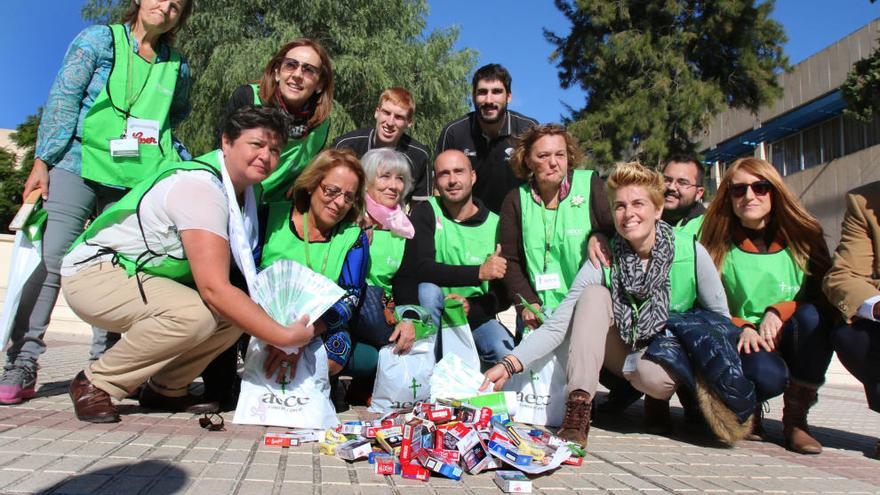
xmin=0 ymin=337 xmax=876 ymax=495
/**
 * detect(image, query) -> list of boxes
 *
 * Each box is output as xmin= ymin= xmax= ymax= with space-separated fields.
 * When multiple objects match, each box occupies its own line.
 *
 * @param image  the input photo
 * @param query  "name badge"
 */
xmin=109 ymin=137 xmax=139 ymax=158
xmin=535 ymin=273 xmax=561 ymax=292
xmin=623 ymin=350 xmax=641 ymax=374
xmin=125 ymin=118 xmax=160 ymax=146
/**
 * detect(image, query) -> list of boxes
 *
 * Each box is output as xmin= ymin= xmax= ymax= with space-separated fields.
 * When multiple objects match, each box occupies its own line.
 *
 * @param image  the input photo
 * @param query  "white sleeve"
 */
xmin=164 ymin=172 xmax=229 ymax=240
xmin=857 ymin=295 xmax=880 ymax=322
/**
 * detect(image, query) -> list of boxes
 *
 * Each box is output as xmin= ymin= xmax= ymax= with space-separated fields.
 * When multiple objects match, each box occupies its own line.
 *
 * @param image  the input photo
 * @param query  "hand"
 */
xmin=588 ymin=233 xmax=611 ymax=268
xmin=481 ymin=363 xmax=511 ymax=392
xmin=479 ymin=244 xmax=507 ymax=281
xmin=737 ymin=326 xmax=771 ymax=354
xmin=520 ymin=304 xmax=542 ymax=330
xmin=275 ymin=314 xmax=313 ymax=348
xmin=445 ymin=293 xmax=470 ymax=316
xmin=389 ymin=319 xmax=416 ymax=354
xmin=264 ymin=345 xmax=302 ymax=383
xmin=758 ymin=310 xmax=784 ymax=351
xmin=23 ymin=158 xmax=49 ymax=201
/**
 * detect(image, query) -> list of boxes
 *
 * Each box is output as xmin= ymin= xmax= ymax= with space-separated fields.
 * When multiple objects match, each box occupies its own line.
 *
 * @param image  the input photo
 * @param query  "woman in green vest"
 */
xmin=499 ymin=124 xmax=613 ymax=331
xmin=344 ymin=148 xmax=416 ymax=404
xmin=3 ymin=0 xmax=195 ymax=405
xmin=59 ymin=106 xmax=314 ymax=423
xmin=701 ymin=157 xmax=834 ymax=455
xmin=259 ymin=149 xmax=369 ymax=380
xmin=483 ymin=162 xmax=738 ymax=448
xmin=223 ymin=39 xmax=334 ymax=203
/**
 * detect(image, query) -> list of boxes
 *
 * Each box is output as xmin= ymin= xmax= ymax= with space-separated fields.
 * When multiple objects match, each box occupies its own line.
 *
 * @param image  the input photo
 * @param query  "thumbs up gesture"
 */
xmin=479 ymin=244 xmax=507 ymax=281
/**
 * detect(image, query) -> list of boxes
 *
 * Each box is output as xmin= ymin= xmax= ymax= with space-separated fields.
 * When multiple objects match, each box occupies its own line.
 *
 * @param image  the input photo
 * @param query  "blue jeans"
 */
xmin=833 ymin=320 xmax=880 ymax=412
xmin=740 ymin=350 xmax=788 ymax=402
xmin=418 ymin=283 xmax=513 ymax=367
xmin=775 ymin=303 xmax=833 ymax=385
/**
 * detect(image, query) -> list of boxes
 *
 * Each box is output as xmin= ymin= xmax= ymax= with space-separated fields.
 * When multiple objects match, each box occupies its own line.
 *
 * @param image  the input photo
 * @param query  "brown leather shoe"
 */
xmin=69 ymin=371 xmax=120 ymax=423
xmin=644 ymin=397 xmax=672 ymax=434
xmin=556 ymin=390 xmax=592 ymax=448
xmin=139 ymin=384 xmax=219 ymax=414
xmin=782 ymin=382 xmax=822 ymax=454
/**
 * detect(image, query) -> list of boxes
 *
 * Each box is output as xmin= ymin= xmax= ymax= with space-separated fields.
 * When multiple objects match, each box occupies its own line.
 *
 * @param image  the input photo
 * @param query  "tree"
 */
xmin=0 ymin=110 xmax=41 ymax=233
xmin=843 ymin=41 xmax=880 ymax=123
xmin=546 ymin=0 xmax=789 ymax=169
xmin=82 ymin=0 xmax=477 ymax=154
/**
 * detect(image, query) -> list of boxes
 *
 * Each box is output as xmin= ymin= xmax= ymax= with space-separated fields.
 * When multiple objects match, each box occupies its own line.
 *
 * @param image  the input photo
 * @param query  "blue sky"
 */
xmin=1 ymin=1 xmax=878 ymax=130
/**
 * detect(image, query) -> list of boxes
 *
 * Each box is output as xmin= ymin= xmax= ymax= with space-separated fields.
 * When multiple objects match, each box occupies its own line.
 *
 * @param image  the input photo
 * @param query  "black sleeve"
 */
xmin=588 ymin=172 xmax=615 ymax=237
xmin=467 ymin=279 xmax=511 ymax=329
xmin=410 ymin=153 xmax=430 ymax=200
xmin=216 ymin=85 xmax=256 ymax=147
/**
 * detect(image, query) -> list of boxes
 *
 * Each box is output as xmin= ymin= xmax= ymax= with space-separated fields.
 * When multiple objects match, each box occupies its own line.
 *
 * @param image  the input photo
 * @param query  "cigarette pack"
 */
xmin=337 ymin=422 xmax=365 ymax=435
xmin=494 ymin=470 xmax=532 ymax=493
xmin=336 ymin=439 xmax=373 ymax=461
xmin=324 ymin=429 xmax=348 ymax=444
xmin=286 ymin=430 xmax=323 ymax=443
xmin=425 ymin=407 xmax=453 ymax=423
xmin=263 ymin=433 xmax=301 ymax=447
xmin=426 ymin=448 xmax=460 ymax=463
xmin=373 ymin=455 xmax=401 ymax=475
xmin=448 ymin=423 xmax=493 ymax=474
xmin=416 ymin=450 xmax=463 ymax=480
xmin=487 ymin=440 xmax=533 ymax=467
xmin=563 ymin=455 xmax=584 ymax=466
xmin=400 ymin=462 xmax=430 ymax=481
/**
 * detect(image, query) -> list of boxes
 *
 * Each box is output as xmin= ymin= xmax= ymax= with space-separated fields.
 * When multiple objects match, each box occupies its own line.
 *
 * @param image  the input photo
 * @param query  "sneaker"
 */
xmin=0 ymin=364 xmax=37 ymax=405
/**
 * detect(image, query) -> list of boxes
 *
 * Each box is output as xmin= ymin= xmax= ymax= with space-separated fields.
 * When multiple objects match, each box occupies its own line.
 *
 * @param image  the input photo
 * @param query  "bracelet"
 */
xmin=499 ymin=355 xmax=520 ymax=378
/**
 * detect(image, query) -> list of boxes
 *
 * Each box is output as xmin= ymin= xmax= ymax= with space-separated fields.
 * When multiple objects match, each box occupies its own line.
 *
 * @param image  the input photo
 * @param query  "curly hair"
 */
xmin=509 ymin=124 xmax=584 ymax=180
xmin=121 ymin=0 xmax=194 ymax=46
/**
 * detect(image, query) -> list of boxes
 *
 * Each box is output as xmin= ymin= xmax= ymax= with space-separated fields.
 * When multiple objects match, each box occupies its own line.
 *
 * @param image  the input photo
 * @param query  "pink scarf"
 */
xmin=365 ymin=194 xmax=414 ymax=239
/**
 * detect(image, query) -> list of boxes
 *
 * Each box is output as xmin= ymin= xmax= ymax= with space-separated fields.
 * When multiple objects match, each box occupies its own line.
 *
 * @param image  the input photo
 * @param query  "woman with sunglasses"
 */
xmin=258 ymin=149 xmax=368 ymax=381
xmin=223 ymin=39 xmax=334 ymax=203
xmin=702 ymin=157 xmax=834 ymax=454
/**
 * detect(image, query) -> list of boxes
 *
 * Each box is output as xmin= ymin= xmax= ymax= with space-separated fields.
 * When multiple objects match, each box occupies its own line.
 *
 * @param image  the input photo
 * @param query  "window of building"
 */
xmin=820 ymin=117 xmax=842 ymax=162
xmin=844 ymin=115 xmax=867 ymax=155
xmin=802 ymin=125 xmax=821 ymax=169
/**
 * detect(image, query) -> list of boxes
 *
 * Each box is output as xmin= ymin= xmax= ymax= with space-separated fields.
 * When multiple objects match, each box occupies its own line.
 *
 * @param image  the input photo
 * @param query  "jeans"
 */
xmin=740 ymin=350 xmax=788 ymax=402
xmin=775 ymin=303 xmax=834 ymax=385
xmin=8 ymin=168 xmax=123 ymax=367
xmin=833 ymin=320 xmax=880 ymax=412
xmin=418 ymin=282 xmax=513 ymax=367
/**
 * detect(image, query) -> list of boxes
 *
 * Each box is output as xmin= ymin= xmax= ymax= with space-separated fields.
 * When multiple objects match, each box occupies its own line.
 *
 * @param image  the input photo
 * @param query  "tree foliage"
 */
xmin=843 ymin=42 xmax=880 ymax=123
xmin=0 ymin=111 xmax=41 ymax=233
xmin=546 ymin=0 xmax=789 ymax=169
xmin=82 ymin=0 xmax=477 ymax=154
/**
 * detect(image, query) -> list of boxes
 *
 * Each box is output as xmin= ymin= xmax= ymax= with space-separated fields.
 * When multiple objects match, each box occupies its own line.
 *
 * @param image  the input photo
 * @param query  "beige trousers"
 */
xmin=567 ymin=285 xmax=677 ymax=400
xmin=62 ymin=262 xmax=242 ymax=400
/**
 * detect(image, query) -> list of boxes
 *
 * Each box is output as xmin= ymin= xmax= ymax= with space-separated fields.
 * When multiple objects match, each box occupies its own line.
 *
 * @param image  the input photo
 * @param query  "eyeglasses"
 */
xmin=279 ymin=58 xmax=321 ymax=80
xmin=319 ymin=183 xmax=356 ymax=204
xmin=663 ymin=176 xmax=699 ymax=189
xmin=729 ymin=180 xmax=773 ymax=199
xmin=199 ymin=413 xmax=225 ymax=432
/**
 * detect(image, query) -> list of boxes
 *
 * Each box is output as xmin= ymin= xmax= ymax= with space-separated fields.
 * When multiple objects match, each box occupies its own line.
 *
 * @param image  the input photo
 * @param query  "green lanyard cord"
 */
xmin=124 ymin=28 xmax=157 ymax=118
xmin=540 ymin=197 xmax=560 ymax=273
xmin=302 ymin=211 xmax=331 ymax=275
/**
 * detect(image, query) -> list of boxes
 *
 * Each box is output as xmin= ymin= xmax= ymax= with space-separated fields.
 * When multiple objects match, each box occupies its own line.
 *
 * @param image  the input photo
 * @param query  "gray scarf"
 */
xmin=610 ymin=221 xmax=675 ymax=348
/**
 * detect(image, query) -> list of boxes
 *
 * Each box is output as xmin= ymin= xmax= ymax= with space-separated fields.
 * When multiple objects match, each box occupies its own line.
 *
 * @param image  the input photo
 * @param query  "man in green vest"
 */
xmin=662 ymin=154 xmax=706 ymax=238
xmin=393 ymin=150 xmax=513 ymax=367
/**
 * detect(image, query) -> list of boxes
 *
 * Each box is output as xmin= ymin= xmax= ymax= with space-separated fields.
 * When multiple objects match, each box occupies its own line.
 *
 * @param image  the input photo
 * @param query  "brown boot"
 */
xmin=644 ymin=397 xmax=672 ymax=434
xmin=745 ymin=404 xmax=765 ymax=441
xmin=782 ymin=382 xmax=822 ymax=454
xmin=556 ymin=390 xmax=592 ymax=448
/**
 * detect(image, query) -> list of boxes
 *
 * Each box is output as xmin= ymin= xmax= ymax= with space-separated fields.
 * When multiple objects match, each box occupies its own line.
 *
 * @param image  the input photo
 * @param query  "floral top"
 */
xmin=35 ymin=24 xmax=192 ymax=175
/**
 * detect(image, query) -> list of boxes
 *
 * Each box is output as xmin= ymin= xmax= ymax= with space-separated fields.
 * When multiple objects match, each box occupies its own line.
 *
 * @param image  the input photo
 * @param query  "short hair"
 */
xmin=663 ymin=153 xmax=704 ymax=186
xmin=605 ymin=162 xmax=665 ymax=209
xmin=377 ymin=87 xmax=415 ymax=120
xmin=509 ymin=124 xmax=583 ymax=180
xmin=258 ymin=38 xmax=334 ymax=131
xmin=290 ymin=149 xmax=365 ymax=224
xmin=121 ymin=0 xmax=194 ymax=46
xmin=472 ymin=64 xmax=512 ymax=94
xmin=219 ymin=106 xmax=289 ymax=147
xmin=361 ymin=149 xmax=413 ymax=205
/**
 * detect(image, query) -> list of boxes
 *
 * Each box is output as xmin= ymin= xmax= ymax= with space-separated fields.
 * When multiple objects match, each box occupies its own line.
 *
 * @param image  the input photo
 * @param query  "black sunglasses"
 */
xmin=729 ymin=180 xmax=773 ymax=199
xmin=199 ymin=413 xmax=225 ymax=432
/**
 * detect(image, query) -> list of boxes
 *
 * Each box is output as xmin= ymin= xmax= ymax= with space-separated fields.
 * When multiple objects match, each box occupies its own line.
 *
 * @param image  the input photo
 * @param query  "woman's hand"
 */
xmin=389 ymin=320 xmax=416 ymax=354
xmin=445 ymin=293 xmax=470 ymax=316
xmin=588 ymin=233 xmax=611 ymax=268
xmin=264 ymin=345 xmax=303 ymax=384
xmin=275 ymin=314 xmax=314 ymax=349
xmin=737 ymin=326 xmax=771 ymax=354
xmin=480 ymin=355 xmax=523 ymax=392
xmin=23 ymin=159 xmax=49 ymax=201
xmin=520 ymin=304 xmax=542 ymax=330
xmin=758 ymin=310 xmax=784 ymax=351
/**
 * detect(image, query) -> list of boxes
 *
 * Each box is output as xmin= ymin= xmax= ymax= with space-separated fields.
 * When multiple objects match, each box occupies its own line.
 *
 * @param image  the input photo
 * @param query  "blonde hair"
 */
xmin=291 ymin=149 xmax=365 ymax=224
xmin=701 ymin=157 xmax=829 ymax=273
xmin=605 ymin=161 xmax=665 ymax=209
xmin=509 ymin=124 xmax=583 ymax=180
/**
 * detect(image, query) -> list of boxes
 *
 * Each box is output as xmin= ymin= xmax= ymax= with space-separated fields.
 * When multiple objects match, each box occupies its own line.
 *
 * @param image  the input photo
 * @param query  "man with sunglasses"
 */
xmin=392 ymin=150 xmax=513 ymax=368
xmin=662 ymin=154 xmax=706 ymax=238
xmin=332 ymin=87 xmax=431 ymax=204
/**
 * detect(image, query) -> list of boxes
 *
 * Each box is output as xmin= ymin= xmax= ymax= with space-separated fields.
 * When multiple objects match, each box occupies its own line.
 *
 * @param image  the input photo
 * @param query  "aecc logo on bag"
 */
xmin=261 ymin=392 xmax=312 ymax=407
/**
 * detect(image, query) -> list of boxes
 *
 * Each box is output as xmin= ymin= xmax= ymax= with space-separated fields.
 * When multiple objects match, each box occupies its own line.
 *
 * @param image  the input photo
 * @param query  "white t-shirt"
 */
xmin=62 ymin=170 xmax=230 ymax=276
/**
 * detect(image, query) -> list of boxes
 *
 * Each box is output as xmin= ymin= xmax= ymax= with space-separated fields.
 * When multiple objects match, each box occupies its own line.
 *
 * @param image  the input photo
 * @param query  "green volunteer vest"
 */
xmin=250 ymin=84 xmax=331 ymax=203
xmin=428 ymin=197 xmax=500 ymax=299
xmin=69 ymin=151 xmax=222 ymax=283
xmin=260 ymin=201 xmax=362 ymax=281
xmin=720 ymin=245 xmax=805 ymax=325
xmin=367 ymin=228 xmax=406 ymax=296
xmin=674 ymin=214 xmax=704 ymax=240
xmin=603 ymin=228 xmax=698 ymax=313
xmin=520 ymin=170 xmax=593 ymax=311
xmin=81 ymin=24 xmax=182 ymax=188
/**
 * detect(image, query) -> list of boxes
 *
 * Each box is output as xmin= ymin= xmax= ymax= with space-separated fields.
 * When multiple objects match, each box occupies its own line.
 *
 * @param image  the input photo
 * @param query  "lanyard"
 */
xmin=124 ymin=28 xmax=156 ymax=117
xmin=302 ymin=211 xmax=331 ymax=274
xmin=540 ymin=199 xmax=560 ymax=272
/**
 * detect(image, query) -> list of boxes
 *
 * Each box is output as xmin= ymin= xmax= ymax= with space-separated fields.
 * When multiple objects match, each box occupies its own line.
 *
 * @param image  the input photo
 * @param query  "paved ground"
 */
xmin=0 ymin=335 xmax=877 ymax=495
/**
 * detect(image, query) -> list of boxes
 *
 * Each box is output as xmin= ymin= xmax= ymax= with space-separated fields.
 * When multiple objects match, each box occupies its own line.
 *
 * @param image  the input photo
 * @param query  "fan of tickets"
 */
xmin=252 ymin=259 xmax=344 ymax=339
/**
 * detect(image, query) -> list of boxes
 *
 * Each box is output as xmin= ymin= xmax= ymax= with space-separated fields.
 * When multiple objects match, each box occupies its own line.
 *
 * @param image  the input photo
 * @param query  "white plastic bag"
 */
xmin=440 ymin=298 xmax=480 ymax=370
xmin=368 ymin=336 xmax=436 ymax=414
xmin=503 ymin=332 xmax=567 ymax=427
xmin=233 ymin=337 xmax=339 ymax=429
xmin=1 ymin=208 xmax=45 ymax=350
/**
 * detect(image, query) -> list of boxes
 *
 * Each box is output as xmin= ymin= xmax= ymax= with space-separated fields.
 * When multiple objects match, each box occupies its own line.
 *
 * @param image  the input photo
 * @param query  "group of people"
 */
xmin=6 ymin=0 xmax=880 ymax=460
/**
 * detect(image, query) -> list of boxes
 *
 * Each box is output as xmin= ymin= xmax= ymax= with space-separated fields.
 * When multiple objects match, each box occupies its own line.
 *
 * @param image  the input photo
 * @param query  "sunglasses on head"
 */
xmin=729 ymin=180 xmax=773 ymax=199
